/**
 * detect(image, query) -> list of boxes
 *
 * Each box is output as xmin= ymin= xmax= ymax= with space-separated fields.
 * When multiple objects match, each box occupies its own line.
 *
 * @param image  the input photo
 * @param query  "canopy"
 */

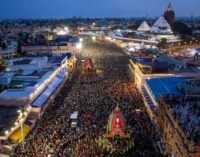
xmin=32 ymin=71 xmax=65 ymax=107
xmin=9 ymin=124 xmax=31 ymax=143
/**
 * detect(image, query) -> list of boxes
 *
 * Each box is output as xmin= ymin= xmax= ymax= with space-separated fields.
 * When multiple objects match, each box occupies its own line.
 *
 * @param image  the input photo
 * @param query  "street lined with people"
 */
xmin=14 ymin=39 xmax=162 ymax=157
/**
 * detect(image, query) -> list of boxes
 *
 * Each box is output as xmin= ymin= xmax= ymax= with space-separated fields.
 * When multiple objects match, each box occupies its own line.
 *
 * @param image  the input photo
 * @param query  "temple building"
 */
xmin=151 ymin=16 xmax=173 ymax=34
xmin=164 ymin=0 xmax=176 ymax=25
xmin=137 ymin=21 xmax=151 ymax=33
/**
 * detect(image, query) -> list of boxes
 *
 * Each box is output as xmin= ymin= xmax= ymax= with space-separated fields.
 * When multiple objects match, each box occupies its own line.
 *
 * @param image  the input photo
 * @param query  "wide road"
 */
xmin=14 ymin=38 xmax=163 ymax=157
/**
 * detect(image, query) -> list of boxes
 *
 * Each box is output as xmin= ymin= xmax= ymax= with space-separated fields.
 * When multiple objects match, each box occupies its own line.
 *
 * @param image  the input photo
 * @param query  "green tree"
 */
xmin=0 ymin=42 xmax=7 ymax=49
xmin=0 ymin=59 xmax=5 ymax=66
xmin=158 ymin=38 xmax=168 ymax=49
xmin=0 ymin=59 xmax=5 ymax=71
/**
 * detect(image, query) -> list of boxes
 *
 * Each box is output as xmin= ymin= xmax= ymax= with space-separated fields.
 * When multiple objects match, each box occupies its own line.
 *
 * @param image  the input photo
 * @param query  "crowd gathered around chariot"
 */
xmin=14 ymin=39 xmax=162 ymax=157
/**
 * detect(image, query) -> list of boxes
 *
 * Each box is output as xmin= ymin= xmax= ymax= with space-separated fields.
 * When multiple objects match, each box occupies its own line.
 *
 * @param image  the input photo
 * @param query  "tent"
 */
xmin=9 ymin=124 xmax=31 ymax=143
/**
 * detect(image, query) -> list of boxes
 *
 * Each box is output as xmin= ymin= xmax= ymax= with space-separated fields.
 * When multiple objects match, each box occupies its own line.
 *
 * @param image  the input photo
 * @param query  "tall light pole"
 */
xmin=17 ymin=110 xmax=24 ymax=151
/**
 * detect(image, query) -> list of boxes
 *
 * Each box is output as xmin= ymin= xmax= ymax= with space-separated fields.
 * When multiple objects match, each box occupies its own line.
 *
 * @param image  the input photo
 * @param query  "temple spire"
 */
xmin=115 ymin=103 xmax=120 ymax=111
xmin=164 ymin=0 xmax=175 ymax=25
xmin=167 ymin=0 xmax=173 ymax=10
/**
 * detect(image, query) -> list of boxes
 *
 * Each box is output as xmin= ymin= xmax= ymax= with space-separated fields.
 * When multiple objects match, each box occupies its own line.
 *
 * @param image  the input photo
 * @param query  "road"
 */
xmin=14 ymin=38 xmax=163 ymax=157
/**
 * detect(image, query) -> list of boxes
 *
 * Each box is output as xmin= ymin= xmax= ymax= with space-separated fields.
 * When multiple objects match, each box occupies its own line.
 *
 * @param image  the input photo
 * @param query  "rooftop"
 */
xmin=146 ymin=77 xmax=186 ymax=100
xmin=13 ymin=59 xmax=32 ymax=65
xmin=0 ymin=106 xmax=19 ymax=137
xmin=160 ymin=96 xmax=200 ymax=145
xmin=0 ymin=89 xmax=32 ymax=98
xmin=51 ymin=53 xmax=71 ymax=65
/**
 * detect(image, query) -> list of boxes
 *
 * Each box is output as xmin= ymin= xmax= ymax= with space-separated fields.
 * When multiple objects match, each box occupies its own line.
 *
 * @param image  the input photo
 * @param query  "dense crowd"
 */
xmin=14 ymin=39 xmax=162 ymax=157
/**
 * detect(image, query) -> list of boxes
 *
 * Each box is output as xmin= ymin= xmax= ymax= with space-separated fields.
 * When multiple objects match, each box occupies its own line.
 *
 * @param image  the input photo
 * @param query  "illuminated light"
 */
xmin=64 ymin=27 xmax=68 ymax=31
xmin=92 ymin=22 xmax=96 ymax=26
xmin=105 ymin=37 xmax=112 ymax=41
xmin=76 ymin=43 xmax=82 ymax=50
xmin=5 ymin=131 xmax=9 ymax=135
xmin=11 ymin=127 xmax=15 ymax=131
xmin=135 ymin=72 xmax=142 ymax=82
xmin=92 ymin=36 xmax=96 ymax=41
xmin=57 ymin=30 xmax=67 ymax=35
xmin=15 ymin=122 xmax=19 ymax=126
xmin=27 ymin=106 xmax=32 ymax=111
xmin=80 ymin=38 xmax=83 ymax=42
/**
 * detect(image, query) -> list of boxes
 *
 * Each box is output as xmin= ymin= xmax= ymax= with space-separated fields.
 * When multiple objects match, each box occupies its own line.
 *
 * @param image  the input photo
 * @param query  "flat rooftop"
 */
xmin=0 ymin=89 xmax=32 ymax=98
xmin=146 ymin=77 xmax=186 ymax=100
xmin=13 ymin=59 xmax=32 ymax=65
xmin=51 ymin=53 xmax=71 ymax=64
xmin=0 ymin=106 xmax=19 ymax=137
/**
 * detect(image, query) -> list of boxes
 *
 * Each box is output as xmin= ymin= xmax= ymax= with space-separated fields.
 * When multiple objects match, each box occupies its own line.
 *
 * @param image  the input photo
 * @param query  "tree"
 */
xmin=16 ymin=41 xmax=23 ymax=56
xmin=110 ymin=25 xmax=124 ymax=30
xmin=171 ymin=22 xmax=192 ymax=36
xmin=0 ymin=59 xmax=5 ymax=71
xmin=158 ymin=38 xmax=168 ymax=49
xmin=0 ymin=42 xmax=7 ymax=49
xmin=0 ymin=59 xmax=5 ymax=66
xmin=13 ymin=51 xmax=21 ymax=57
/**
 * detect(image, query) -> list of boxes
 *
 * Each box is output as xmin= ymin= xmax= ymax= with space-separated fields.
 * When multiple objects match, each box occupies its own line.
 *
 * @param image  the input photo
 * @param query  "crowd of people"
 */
xmin=14 ymin=38 xmax=163 ymax=157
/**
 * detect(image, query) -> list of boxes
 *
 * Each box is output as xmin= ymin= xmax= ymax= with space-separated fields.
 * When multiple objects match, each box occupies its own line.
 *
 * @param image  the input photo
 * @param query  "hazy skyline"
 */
xmin=0 ymin=0 xmax=199 ymax=19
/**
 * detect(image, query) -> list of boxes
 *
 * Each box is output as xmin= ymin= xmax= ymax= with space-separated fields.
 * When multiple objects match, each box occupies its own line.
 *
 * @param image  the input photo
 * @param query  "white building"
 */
xmin=151 ymin=16 xmax=173 ymax=34
xmin=0 ymin=40 xmax=18 ymax=59
xmin=0 ymin=55 xmax=69 ymax=106
xmin=137 ymin=21 xmax=151 ymax=33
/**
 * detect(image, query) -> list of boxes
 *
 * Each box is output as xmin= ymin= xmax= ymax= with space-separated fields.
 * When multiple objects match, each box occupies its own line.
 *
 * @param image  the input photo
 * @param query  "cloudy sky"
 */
xmin=0 ymin=0 xmax=199 ymax=19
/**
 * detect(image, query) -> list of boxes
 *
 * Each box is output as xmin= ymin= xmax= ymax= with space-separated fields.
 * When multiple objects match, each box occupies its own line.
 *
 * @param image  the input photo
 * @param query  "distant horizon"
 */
xmin=1 ymin=16 xmax=200 ymax=21
xmin=0 ymin=0 xmax=199 ymax=19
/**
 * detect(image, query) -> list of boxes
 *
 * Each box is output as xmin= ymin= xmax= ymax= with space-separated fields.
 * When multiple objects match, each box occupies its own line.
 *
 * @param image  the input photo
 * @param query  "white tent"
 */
xmin=137 ymin=21 xmax=151 ymax=32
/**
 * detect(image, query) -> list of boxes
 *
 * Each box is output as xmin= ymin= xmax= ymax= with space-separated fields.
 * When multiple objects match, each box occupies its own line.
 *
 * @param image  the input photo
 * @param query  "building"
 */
xmin=157 ymin=95 xmax=200 ymax=157
xmin=137 ymin=75 xmax=200 ymax=156
xmin=0 ymin=55 xmax=69 ymax=106
xmin=21 ymin=35 xmax=80 ymax=56
xmin=129 ymin=54 xmax=200 ymax=121
xmin=21 ymin=45 xmax=69 ymax=55
xmin=151 ymin=16 xmax=173 ymax=34
xmin=164 ymin=0 xmax=176 ymax=25
xmin=137 ymin=21 xmax=151 ymax=33
xmin=129 ymin=55 xmax=185 ymax=89
xmin=0 ymin=54 xmax=75 ymax=153
xmin=0 ymin=105 xmax=32 ymax=152
xmin=0 ymin=40 xmax=18 ymax=59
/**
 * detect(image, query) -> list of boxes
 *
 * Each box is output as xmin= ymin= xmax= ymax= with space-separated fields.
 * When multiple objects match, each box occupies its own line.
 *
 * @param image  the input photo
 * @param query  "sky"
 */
xmin=0 ymin=0 xmax=199 ymax=19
